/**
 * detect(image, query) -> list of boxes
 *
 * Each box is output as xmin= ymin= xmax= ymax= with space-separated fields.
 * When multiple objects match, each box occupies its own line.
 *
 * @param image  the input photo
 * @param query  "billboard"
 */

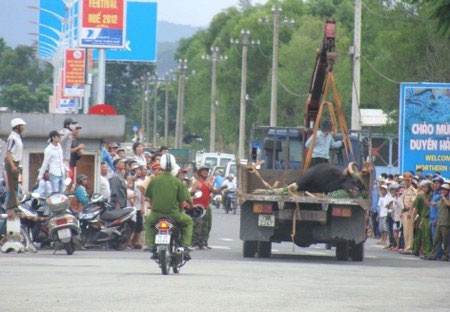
xmin=38 ymin=0 xmax=156 ymax=62
xmin=399 ymin=82 xmax=450 ymax=176
xmin=63 ymin=48 xmax=86 ymax=97
xmin=78 ymin=0 xmax=127 ymax=48
xmin=97 ymin=1 xmax=157 ymax=62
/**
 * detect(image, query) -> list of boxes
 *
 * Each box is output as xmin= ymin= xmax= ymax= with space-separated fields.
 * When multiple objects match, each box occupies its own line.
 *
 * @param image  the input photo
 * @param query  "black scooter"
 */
xmin=79 ymin=194 xmax=136 ymax=250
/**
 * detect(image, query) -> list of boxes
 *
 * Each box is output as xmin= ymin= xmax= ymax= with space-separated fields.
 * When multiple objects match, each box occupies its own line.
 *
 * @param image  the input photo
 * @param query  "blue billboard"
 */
xmin=94 ymin=1 xmax=157 ymax=62
xmin=399 ymin=82 xmax=450 ymax=176
xmin=38 ymin=0 xmax=157 ymax=62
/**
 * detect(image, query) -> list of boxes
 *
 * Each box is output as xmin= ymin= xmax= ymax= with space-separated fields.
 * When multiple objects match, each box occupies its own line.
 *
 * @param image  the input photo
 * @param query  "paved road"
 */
xmin=1 ymin=207 xmax=450 ymax=312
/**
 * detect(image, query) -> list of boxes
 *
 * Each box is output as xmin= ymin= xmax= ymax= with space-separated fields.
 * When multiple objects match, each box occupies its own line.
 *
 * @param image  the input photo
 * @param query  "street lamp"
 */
xmin=230 ymin=29 xmax=260 ymax=159
xmin=202 ymin=47 xmax=227 ymax=152
xmin=259 ymin=6 xmax=295 ymax=126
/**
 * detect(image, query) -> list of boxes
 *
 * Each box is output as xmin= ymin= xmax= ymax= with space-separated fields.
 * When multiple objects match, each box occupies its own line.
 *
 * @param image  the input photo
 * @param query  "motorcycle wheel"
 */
xmin=159 ymin=248 xmax=170 ymax=275
xmin=225 ymin=201 xmax=230 ymax=214
xmin=64 ymin=242 xmax=75 ymax=255
xmin=111 ymin=222 xmax=132 ymax=251
xmin=21 ymin=226 xmax=37 ymax=253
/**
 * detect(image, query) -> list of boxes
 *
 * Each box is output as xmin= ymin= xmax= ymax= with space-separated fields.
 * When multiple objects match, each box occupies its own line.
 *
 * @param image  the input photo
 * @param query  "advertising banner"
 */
xmin=64 ymin=48 xmax=86 ymax=97
xmin=39 ymin=0 xmax=155 ymax=62
xmin=58 ymin=69 xmax=77 ymax=110
xmin=399 ymin=82 xmax=450 ymax=176
xmin=78 ymin=0 xmax=127 ymax=48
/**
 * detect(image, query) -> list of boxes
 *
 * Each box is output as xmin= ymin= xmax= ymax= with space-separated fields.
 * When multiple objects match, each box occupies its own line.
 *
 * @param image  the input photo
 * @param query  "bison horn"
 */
xmin=347 ymin=162 xmax=364 ymax=181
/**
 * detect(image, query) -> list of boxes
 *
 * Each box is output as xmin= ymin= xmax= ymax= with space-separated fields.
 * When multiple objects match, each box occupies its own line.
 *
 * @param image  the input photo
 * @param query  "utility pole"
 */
xmin=175 ymin=59 xmax=188 ymax=148
xmin=152 ymin=74 xmax=158 ymax=146
xmin=259 ymin=7 xmax=295 ymax=126
xmin=231 ymin=30 xmax=260 ymax=159
xmin=202 ymin=47 xmax=227 ymax=152
xmin=351 ymin=0 xmax=362 ymax=130
xmin=163 ymin=72 xmax=172 ymax=147
xmin=145 ymin=76 xmax=151 ymax=145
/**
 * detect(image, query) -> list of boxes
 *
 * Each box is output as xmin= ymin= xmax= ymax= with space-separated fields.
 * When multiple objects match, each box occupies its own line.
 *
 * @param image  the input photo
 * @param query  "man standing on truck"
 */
xmin=305 ymin=119 xmax=342 ymax=166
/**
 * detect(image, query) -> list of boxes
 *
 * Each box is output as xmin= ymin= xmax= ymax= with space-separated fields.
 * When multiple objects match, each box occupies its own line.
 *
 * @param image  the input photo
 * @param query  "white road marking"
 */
xmin=219 ymin=238 xmax=234 ymax=242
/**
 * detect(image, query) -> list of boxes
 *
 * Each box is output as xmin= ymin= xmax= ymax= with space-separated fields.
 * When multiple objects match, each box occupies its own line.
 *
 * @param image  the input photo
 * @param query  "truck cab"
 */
xmin=251 ymin=126 xmax=364 ymax=171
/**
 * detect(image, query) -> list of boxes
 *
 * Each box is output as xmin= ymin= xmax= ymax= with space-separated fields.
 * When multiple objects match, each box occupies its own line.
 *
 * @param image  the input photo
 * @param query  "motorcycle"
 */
xmin=152 ymin=193 xmax=204 ymax=275
xmin=46 ymin=193 xmax=81 ymax=255
xmin=211 ymin=193 xmax=222 ymax=209
xmin=224 ymin=188 xmax=237 ymax=214
xmin=0 ymin=208 xmax=37 ymax=253
xmin=19 ymin=193 xmax=51 ymax=247
xmin=79 ymin=194 xmax=136 ymax=250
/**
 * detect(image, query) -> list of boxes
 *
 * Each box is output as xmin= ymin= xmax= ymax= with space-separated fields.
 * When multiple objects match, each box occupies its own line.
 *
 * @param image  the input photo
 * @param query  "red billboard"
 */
xmin=79 ymin=0 xmax=126 ymax=48
xmin=64 ymin=48 xmax=86 ymax=97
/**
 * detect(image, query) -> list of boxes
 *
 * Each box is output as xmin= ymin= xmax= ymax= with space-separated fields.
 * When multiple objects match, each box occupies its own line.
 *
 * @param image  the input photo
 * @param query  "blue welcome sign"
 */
xmin=399 ymin=82 xmax=450 ymax=176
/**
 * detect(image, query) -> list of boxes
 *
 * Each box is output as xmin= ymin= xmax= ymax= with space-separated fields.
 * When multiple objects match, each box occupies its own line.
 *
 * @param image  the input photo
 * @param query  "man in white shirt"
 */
xmin=99 ymin=162 xmax=111 ymax=202
xmin=221 ymin=175 xmax=237 ymax=210
xmin=38 ymin=130 xmax=65 ymax=193
xmin=5 ymin=118 xmax=26 ymax=212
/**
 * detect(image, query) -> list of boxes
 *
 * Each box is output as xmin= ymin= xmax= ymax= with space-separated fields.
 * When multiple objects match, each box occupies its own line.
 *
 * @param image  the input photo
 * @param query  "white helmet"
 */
xmin=11 ymin=118 xmax=26 ymax=128
xmin=160 ymin=153 xmax=177 ymax=172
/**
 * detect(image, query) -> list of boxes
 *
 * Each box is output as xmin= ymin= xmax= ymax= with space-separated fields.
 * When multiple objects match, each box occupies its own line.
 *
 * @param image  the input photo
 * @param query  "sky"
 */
xmin=156 ymin=0 xmax=267 ymax=26
xmin=0 ymin=0 xmax=267 ymax=47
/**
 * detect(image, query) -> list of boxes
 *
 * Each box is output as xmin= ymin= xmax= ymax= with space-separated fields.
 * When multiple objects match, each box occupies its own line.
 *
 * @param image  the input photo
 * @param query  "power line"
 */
xmin=360 ymin=55 xmax=401 ymax=84
xmin=361 ymin=1 xmax=423 ymax=21
xmin=277 ymin=76 xmax=308 ymax=97
xmin=257 ymin=44 xmax=270 ymax=59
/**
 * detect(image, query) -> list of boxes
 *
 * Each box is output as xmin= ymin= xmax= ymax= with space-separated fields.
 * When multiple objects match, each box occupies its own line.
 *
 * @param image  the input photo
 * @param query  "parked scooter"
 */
xmin=46 ymin=193 xmax=81 ymax=255
xmin=79 ymin=194 xmax=136 ymax=250
xmin=0 ymin=192 xmax=51 ymax=253
xmin=0 ymin=207 xmax=37 ymax=253
xmin=19 ymin=193 xmax=51 ymax=247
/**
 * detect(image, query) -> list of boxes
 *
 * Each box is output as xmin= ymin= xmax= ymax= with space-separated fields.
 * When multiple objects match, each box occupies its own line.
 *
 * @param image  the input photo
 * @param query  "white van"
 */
xmin=224 ymin=159 xmax=248 ymax=178
xmin=199 ymin=152 xmax=235 ymax=168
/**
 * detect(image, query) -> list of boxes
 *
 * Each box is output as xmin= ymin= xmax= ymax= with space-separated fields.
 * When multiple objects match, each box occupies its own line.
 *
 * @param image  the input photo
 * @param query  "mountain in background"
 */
xmin=156 ymin=21 xmax=200 ymax=75
xmin=158 ymin=21 xmax=200 ymax=43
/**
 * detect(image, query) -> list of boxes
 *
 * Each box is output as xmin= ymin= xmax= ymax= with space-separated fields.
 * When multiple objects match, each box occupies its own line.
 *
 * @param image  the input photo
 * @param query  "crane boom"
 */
xmin=305 ymin=19 xmax=337 ymax=128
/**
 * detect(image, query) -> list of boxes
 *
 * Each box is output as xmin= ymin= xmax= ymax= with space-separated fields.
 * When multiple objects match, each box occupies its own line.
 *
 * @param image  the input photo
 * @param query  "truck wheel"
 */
xmin=336 ymin=241 xmax=349 ymax=261
xmin=351 ymin=242 xmax=364 ymax=261
xmin=243 ymin=241 xmax=257 ymax=258
xmin=257 ymin=241 xmax=272 ymax=258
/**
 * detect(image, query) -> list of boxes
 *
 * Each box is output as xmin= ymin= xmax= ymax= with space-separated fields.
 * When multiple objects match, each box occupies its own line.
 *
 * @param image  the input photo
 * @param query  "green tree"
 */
xmin=410 ymin=0 xmax=450 ymax=38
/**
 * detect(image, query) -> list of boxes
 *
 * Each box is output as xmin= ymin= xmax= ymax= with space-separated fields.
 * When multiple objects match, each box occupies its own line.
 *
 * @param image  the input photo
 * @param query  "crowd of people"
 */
xmin=370 ymin=170 xmax=450 ymax=261
xmin=0 ymin=117 xmax=231 ymax=257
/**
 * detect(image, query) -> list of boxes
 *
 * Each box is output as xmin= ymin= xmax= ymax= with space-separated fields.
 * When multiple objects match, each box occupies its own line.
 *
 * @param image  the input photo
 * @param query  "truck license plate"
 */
xmin=57 ymin=228 xmax=71 ymax=240
xmin=258 ymin=214 xmax=275 ymax=227
xmin=155 ymin=234 xmax=170 ymax=244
